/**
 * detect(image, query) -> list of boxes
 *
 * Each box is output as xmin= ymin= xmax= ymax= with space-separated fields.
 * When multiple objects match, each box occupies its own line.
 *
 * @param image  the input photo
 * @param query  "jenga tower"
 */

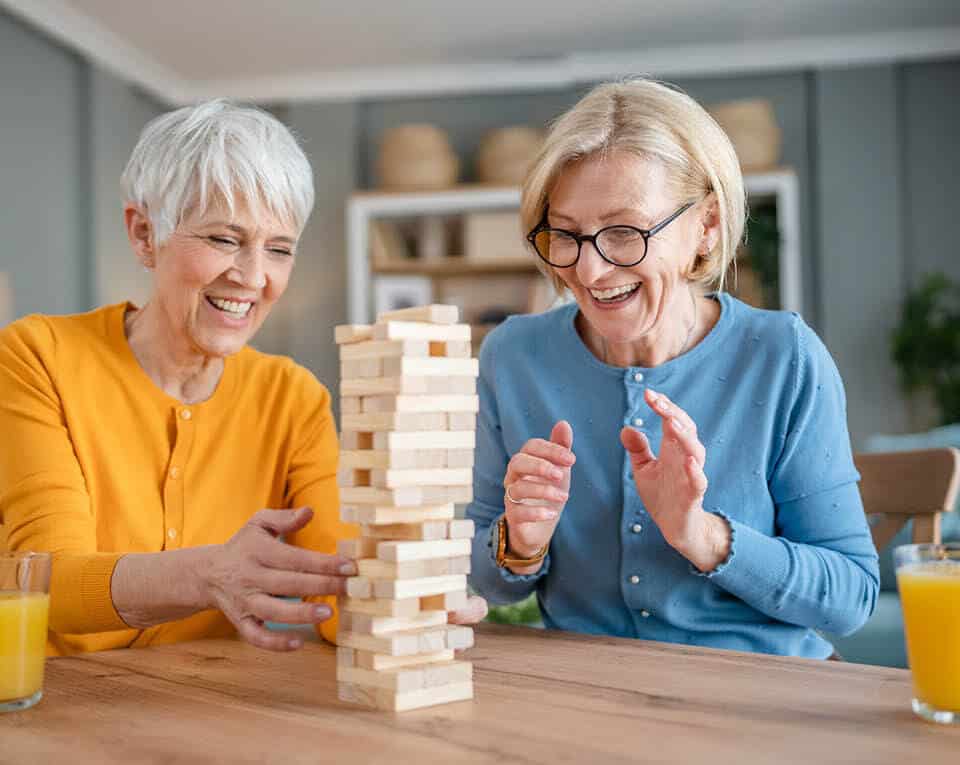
xmin=334 ymin=304 xmax=477 ymax=712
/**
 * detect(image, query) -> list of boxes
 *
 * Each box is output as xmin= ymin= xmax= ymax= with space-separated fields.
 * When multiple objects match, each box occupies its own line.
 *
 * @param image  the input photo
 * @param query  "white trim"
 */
xmin=347 ymin=171 xmax=804 ymax=324
xmin=2 ymin=2 xmax=958 ymax=104
xmin=0 ymin=0 xmax=191 ymax=104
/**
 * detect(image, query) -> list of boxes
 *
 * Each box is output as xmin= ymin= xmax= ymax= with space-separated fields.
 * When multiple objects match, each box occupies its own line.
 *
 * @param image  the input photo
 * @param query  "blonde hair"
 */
xmin=521 ymin=78 xmax=746 ymax=294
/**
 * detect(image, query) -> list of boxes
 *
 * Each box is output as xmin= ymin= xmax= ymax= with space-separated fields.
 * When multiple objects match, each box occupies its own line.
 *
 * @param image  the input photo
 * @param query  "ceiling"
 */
xmin=4 ymin=0 xmax=960 ymax=103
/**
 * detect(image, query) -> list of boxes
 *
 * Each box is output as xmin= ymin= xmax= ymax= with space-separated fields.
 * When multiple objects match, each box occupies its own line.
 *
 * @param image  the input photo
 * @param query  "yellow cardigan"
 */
xmin=0 ymin=303 xmax=355 ymax=655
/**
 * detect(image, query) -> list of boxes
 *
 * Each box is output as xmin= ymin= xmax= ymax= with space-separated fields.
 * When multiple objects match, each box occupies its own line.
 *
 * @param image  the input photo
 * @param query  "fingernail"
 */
xmin=339 ymin=562 xmax=357 ymax=576
xmin=671 ymin=417 xmax=685 ymax=431
xmin=549 ymin=468 xmax=563 ymax=480
xmin=315 ymin=605 xmax=332 ymax=620
xmin=543 ymin=510 xmax=559 ymax=520
xmin=288 ymin=638 xmax=303 ymax=649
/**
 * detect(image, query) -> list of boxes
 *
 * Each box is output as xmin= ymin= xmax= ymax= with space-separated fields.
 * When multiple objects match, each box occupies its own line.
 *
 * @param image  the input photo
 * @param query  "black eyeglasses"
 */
xmin=526 ymin=201 xmax=695 ymax=268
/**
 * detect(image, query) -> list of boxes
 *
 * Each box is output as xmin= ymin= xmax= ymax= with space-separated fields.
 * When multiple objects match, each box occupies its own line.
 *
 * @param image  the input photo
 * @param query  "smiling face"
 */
xmin=128 ymin=196 xmax=298 ymax=359
xmin=547 ymin=150 xmax=705 ymax=350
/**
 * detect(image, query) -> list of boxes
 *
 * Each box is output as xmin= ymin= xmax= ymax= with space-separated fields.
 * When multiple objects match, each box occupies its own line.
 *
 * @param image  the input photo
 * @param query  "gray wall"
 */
xmin=90 ymin=66 xmax=165 ymax=308
xmin=0 ymin=10 xmax=88 ymax=316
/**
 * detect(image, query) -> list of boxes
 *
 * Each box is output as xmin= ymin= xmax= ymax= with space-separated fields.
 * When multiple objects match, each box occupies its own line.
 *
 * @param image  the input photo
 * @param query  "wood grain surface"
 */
xmin=2 ymin=623 xmax=957 ymax=764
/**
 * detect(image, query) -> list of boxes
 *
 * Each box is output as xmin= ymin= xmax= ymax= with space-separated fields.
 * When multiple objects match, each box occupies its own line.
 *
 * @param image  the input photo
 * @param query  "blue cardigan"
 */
xmin=466 ymin=293 xmax=879 ymax=658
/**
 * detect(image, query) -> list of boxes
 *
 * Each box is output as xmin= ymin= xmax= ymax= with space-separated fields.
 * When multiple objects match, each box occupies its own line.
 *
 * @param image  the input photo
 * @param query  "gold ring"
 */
xmin=505 ymin=485 xmax=521 ymax=504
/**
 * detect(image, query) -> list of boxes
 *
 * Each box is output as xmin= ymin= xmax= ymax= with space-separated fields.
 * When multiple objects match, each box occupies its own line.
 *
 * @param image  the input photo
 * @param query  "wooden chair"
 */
xmin=854 ymin=447 xmax=960 ymax=550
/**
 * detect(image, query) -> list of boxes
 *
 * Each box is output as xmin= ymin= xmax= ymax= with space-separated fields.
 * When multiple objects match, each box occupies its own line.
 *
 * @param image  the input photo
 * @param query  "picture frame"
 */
xmin=372 ymin=275 xmax=433 ymax=317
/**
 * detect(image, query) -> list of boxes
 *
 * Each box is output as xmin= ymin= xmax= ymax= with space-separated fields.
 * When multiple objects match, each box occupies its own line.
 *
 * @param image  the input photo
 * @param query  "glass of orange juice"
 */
xmin=895 ymin=542 xmax=960 ymax=724
xmin=0 ymin=552 xmax=51 ymax=712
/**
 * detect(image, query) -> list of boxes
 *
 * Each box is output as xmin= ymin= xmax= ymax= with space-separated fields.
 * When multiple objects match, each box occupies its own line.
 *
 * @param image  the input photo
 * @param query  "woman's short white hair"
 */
xmin=121 ymin=99 xmax=314 ymax=245
xmin=522 ymin=78 xmax=746 ymax=294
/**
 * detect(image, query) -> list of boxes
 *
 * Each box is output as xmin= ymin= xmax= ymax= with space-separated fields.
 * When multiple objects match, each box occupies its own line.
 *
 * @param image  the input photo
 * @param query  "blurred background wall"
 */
xmin=0 ymin=5 xmax=957 ymax=447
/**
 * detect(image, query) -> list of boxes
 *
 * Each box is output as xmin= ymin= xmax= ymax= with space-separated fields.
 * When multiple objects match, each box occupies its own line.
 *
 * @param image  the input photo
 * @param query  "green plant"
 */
xmin=743 ymin=203 xmax=780 ymax=307
xmin=485 ymin=593 xmax=542 ymax=625
xmin=892 ymin=272 xmax=960 ymax=425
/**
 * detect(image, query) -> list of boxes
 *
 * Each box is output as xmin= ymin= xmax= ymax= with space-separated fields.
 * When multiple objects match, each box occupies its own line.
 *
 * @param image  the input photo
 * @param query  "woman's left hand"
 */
xmin=620 ymin=388 xmax=731 ymax=572
xmin=448 ymin=595 xmax=489 ymax=626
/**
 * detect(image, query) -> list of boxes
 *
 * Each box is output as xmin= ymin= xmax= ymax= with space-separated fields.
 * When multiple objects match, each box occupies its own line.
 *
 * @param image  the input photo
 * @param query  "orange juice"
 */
xmin=898 ymin=563 xmax=960 ymax=712
xmin=0 ymin=591 xmax=49 ymax=702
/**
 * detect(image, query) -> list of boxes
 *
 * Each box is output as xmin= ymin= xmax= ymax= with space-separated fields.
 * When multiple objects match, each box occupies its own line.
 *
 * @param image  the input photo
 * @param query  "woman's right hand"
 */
xmin=502 ymin=421 xmax=575 ymax=569
xmin=202 ymin=507 xmax=357 ymax=651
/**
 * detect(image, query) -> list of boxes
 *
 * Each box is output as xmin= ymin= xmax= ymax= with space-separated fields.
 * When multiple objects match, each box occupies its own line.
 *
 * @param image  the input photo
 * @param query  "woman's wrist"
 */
xmin=674 ymin=510 xmax=732 ymax=573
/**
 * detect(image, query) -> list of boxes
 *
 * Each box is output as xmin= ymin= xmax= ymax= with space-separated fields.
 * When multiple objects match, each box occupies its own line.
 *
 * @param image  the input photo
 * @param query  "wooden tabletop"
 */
xmin=2 ymin=623 xmax=957 ymax=763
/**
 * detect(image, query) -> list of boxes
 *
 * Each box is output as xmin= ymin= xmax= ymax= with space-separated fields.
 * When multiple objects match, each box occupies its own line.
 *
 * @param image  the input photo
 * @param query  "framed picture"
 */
xmin=372 ymin=275 xmax=433 ymax=318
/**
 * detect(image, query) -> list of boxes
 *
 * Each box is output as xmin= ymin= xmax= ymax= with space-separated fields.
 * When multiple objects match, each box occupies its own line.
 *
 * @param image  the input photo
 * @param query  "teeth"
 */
xmin=590 ymin=283 xmax=640 ymax=300
xmin=209 ymin=297 xmax=252 ymax=316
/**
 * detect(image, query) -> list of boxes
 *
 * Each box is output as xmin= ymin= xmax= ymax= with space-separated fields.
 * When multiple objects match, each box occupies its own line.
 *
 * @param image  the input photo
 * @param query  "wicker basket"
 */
xmin=475 ymin=126 xmax=545 ymax=186
xmin=707 ymin=99 xmax=781 ymax=172
xmin=377 ymin=124 xmax=459 ymax=191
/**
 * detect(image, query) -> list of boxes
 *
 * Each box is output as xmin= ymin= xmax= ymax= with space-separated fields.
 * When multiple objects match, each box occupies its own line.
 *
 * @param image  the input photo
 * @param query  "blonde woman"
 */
xmin=466 ymin=80 xmax=878 ymax=657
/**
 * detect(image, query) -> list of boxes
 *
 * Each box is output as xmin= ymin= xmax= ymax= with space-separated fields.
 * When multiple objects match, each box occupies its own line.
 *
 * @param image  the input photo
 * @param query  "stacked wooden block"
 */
xmin=334 ymin=304 xmax=478 ymax=712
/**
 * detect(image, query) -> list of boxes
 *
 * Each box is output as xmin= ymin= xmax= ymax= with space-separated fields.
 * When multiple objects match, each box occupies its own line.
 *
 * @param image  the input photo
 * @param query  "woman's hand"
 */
xmin=448 ymin=595 xmax=489 ymax=625
xmin=620 ymin=389 xmax=730 ymax=572
xmin=202 ymin=507 xmax=358 ymax=651
xmin=502 ymin=421 xmax=575 ymax=573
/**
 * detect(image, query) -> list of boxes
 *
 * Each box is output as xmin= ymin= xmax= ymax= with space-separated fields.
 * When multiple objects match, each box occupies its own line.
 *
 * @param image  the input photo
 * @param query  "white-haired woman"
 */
xmin=0 ymin=100 xmax=485 ymax=656
xmin=467 ymin=80 xmax=878 ymax=658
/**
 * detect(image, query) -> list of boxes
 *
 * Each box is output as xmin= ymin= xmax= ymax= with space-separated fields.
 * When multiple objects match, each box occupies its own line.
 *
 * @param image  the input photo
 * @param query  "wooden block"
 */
xmin=353 ymin=648 xmax=455 ymax=672
xmin=337 ymin=467 xmax=371 ymax=487
xmin=338 ymin=595 xmax=421 ymax=619
xmin=439 ymin=341 xmax=472 ymax=358
xmin=340 ymin=504 xmax=456 ymax=525
xmin=371 ymin=467 xmax=473 ymax=489
xmin=421 ymin=590 xmax=469 ymax=612
xmin=340 ymin=449 xmax=451 ymax=470
xmin=375 ymin=304 xmax=460 ymax=325
xmin=373 ymin=574 xmax=467 ymax=600
xmin=361 ymin=521 xmax=452 ymax=541
xmin=340 ymin=358 xmax=383 ymax=379
xmin=372 ymin=321 xmax=471 ymax=343
xmin=338 ymin=339 xmax=430 ymax=360
xmin=339 ymin=486 xmax=426 ymax=507
xmin=342 ymin=486 xmax=471 ymax=508
xmin=339 ymin=431 xmax=373 ymax=450
xmin=361 ymin=394 xmax=479 ymax=414
xmin=381 ymin=357 xmax=479 ymax=377
xmin=444 ymin=449 xmax=475 ymax=468
xmin=373 ymin=430 xmax=475 ymax=451
xmin=447 ymin=519 xmax=475 ymax=539
xmin=341 ymin=411 xmax=450 ymax=432
xmin=357 ymin=556 xmax=470 ymax=580
xmin=341 ymin=377 xmax=434 ymax=396
xmin=335 ymin=324 xmax=374 ymax=344
xmin=447 ymin=412 xmax=477 ymax=431
xmin=337 ymin=660 xmax=472 ymax=694
xmin=338 ymin=679 xmax=473 ymax=712
xmin=337 ymin=538 xmax=378 ymax=559
xmin=341 ymin=396 xmax=362 ymax=414
xmin=424 ymin=377 xmax=477 ymax=395
xmin=377 ymin=538 xmax=472 ymax=563
xmin=337 ymin=624 xmax=465 ymax=656
xmin=346 ymin=577 xmax=372 ymax=599
xmin=336 ymin=646 xmax=355 ymax=668
xmin=339 ymin=609 xmax=448 ymax=636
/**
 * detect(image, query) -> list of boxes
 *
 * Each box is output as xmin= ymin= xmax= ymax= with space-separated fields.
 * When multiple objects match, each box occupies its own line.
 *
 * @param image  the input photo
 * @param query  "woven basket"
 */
xmin=475 ymin=126 xmax=545 ymax=186
xmin=377 ymin=124 xmax=459 ymax=190
xmin=707 ymin=99 xmax=781 ymax=172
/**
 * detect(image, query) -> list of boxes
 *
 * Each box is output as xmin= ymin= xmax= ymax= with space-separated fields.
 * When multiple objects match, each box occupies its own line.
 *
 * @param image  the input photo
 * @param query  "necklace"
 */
xmin=598 ymin=287 xmax=699 ymax=365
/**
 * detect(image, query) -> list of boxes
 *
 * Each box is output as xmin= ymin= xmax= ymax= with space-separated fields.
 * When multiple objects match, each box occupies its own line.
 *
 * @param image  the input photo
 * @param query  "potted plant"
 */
xmin=892 ymin=273 xmax=960 ymax=426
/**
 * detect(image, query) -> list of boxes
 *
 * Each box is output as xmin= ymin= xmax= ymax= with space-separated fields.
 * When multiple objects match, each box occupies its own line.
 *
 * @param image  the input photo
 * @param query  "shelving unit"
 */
xmin=345 ymin=169 xmax=801 ymax=325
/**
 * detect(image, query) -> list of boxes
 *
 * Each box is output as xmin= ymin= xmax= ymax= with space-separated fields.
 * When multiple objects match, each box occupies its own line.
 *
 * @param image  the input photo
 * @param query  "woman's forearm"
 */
xmin=110 ymin=545 xmax=216 ymax=628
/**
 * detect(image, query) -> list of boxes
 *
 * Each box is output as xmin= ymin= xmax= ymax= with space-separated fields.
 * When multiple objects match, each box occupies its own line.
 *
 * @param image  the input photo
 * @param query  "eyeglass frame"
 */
xmin=526 ymin=200 xmax=696 ymax=269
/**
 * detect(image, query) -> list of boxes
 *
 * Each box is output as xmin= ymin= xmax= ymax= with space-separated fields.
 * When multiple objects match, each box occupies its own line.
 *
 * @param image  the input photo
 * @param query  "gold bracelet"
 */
xmin=495 ymin=516 xmax=549 ymax=568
